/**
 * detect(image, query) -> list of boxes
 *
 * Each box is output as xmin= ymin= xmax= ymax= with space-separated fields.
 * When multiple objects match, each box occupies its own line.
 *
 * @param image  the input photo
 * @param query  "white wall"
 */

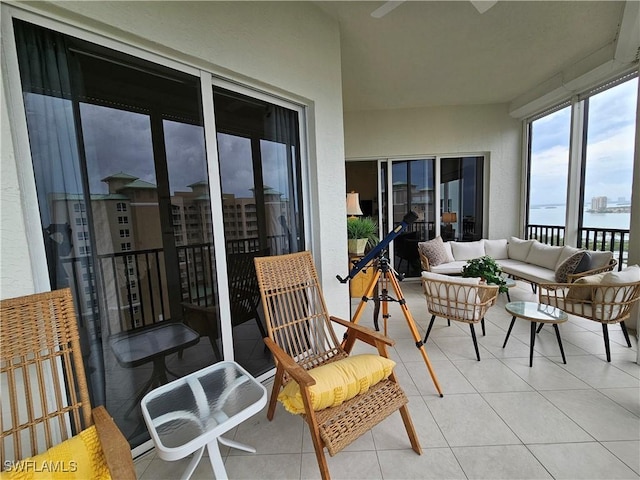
xmin=344 ymin=104 xmax=522 ymax=240
xmin=0 ymin=1 xmax=350 ymax=316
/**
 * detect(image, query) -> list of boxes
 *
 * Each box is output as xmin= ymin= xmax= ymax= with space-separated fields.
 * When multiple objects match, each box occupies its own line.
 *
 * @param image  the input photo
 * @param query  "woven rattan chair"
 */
xmin=254 ymin=251 xmax=421 ymax=480
xmin=1 ymin=289 xmax=135 ymax=479
xmin=539 ymin=280 xmax=640 ymax=362
xmin=421 ymin=272 xmax=499 ymax=361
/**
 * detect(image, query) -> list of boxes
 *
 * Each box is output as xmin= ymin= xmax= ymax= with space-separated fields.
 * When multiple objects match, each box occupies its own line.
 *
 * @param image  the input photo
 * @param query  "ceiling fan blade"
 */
xmin=371 ymin=1 xmax=405 ymax=18
xmin=470 ymin=1 xmax=498 ymax=14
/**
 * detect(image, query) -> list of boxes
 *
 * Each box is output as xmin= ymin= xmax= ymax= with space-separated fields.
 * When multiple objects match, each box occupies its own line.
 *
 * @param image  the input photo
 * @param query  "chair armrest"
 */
xmin=92 ymin=406 xmax=136 ymax=480
xmin=566 ymin=258 xmax=617 ymax=282
xmin=419 ymin=251 xmax=431 ymax=271
xmin=263 ymin=337 xmax=315 ymax=387
xmin=330 ymin=316 xmax=395 ymax=347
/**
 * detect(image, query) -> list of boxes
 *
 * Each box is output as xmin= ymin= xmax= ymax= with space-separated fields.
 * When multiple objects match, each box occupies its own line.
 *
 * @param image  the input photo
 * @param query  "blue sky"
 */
xmin=529 ymin=77 xmax=637 ymax=206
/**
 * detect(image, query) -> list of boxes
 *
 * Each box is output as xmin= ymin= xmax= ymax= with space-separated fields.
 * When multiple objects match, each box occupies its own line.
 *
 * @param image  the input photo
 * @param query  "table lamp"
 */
xmin=346 ymin=191 xmax=363 ymax=218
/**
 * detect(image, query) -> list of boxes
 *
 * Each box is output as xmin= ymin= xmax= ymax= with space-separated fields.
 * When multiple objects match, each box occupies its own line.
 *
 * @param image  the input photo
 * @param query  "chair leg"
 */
xmin=424 ymin=315 xmax=436 ymax=343
xmin=620 ymin=321 xmax=632 ymax=347
xmin=481 ymin=317 xmax=486 ymax=336
xmin=470 ymin=324 xmax=480 ymax=361
xmin=267 ymin=366 xmax=285 ymax=420
xmin=397 ymin=404 xmax=422 ymax=454
xmin=602 ymin=324 xmax=611 ymax=362
xmin=307 ymin=417 xmax=331 ymax=480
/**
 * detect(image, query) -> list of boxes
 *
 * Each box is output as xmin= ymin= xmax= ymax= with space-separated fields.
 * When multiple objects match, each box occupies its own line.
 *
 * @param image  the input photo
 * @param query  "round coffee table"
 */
xmin=503 ymin=301 xmax=568 ymax=367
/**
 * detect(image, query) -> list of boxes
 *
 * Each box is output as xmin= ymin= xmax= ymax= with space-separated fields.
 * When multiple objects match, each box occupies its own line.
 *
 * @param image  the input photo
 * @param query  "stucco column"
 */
xmin=631 ymin=66 xmax=640 ymax=364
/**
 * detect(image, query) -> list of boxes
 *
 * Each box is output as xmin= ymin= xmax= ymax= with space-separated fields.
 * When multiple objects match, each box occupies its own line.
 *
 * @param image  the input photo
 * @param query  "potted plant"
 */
xmin=347 ymin=216 xmax=379 ymax=255
xmin=461 ymin=255 xmax=508 ymax=292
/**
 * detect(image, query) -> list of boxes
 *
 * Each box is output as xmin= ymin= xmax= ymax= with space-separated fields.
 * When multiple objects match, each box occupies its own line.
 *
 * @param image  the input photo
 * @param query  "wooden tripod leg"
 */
xmin=343 ymin=269 xmax=382 ymax=353
xmin=387 ymin=271 xmax=444 ymax=397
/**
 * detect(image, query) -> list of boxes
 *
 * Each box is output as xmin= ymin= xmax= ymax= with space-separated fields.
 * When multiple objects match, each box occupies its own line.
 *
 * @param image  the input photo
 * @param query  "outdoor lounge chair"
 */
xmin=254 ymin=251 xmax=421 ymax=480
xmin=0 ymin=288 xmax=135 ymax=479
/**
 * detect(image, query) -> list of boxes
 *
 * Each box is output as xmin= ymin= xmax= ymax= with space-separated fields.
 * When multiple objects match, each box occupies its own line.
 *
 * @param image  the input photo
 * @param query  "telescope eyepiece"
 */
xmin=403 ymin=211 xmax=419 ymax=225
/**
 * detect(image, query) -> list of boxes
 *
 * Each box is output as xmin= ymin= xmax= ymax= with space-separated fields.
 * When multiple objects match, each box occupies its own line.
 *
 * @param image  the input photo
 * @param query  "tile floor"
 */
xmin=135 ymin=279 xmax=640 ymax=479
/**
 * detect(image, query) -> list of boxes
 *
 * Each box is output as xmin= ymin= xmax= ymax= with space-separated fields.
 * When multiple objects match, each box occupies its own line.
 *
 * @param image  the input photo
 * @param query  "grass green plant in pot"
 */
xmin=461 ymin=255 xmax=508 ymax=293
xmin=347 ymin=216 xmax=379 ymax=255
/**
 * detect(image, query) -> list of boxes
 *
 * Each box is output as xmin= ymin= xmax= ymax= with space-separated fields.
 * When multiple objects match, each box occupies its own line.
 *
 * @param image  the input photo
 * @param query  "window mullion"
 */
xmin=564 ymin=98 xmax=586 ymax=247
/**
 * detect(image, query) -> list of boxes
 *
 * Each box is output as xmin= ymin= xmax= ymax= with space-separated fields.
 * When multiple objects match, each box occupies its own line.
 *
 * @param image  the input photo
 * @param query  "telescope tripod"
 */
xmin=350 ymin=254 xmax=443 ymax=397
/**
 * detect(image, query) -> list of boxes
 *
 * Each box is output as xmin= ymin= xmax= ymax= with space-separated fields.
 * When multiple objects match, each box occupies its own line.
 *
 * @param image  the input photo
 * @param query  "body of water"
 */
xmin=529 ymin=204 xmax=630 ymax=230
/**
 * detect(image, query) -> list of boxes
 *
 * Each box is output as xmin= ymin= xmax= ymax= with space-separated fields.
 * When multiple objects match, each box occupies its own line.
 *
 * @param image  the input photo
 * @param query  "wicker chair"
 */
xmin=421 ymin=272 xmax=499 ymax=361
xmin=539 ymin=280 xmax=640 ymax=362
xmin=254 ymin=251 xmax=421 ymax=480
xmin=0 ymin=289 xmax=135 ymax=479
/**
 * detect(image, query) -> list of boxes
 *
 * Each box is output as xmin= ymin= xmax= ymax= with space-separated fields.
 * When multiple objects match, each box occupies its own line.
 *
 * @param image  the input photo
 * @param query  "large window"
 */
xmin=527 ymin=105 xmax=571 ymax=229
xmin=526 ymin=74 xmax=637 ymax=267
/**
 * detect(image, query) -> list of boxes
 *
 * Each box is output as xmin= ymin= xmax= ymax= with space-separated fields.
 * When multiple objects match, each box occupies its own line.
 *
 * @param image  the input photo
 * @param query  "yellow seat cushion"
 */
xmin=278 ymin=354 xmax=396 ymax=414
xmin=1 ymin=426 xmax=111 ymax=480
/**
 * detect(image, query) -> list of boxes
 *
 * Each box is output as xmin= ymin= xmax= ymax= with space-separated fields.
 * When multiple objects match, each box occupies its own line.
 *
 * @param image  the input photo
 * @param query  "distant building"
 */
xmin=591 ymin=196 xmax=607 ymax=212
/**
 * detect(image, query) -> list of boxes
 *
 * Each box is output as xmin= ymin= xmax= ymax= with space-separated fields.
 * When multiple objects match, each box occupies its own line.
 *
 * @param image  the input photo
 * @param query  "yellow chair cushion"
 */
xmin=1 ymin=426 xmax=111 ymax=480
xmin=278 ymin=354 xmax=396 ymax=414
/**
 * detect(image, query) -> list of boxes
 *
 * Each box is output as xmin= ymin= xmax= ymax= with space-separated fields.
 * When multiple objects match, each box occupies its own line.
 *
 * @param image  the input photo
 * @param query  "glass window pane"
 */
xmin=528 ymin=106 xmax=571 ymax=228
xmin=582 ymin=78 xmax=637 ymax=229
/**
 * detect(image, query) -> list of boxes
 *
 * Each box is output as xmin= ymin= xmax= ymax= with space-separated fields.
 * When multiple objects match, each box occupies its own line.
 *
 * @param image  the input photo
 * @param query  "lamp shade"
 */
xmin=346 ymin=191 xmax=363 ymax=216
xmin=442 ymin=212 xmax=457 ymax=224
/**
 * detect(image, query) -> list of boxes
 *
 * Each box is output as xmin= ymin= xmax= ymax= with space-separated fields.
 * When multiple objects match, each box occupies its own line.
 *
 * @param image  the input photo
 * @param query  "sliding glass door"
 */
xmin=13 ymin=19 xmax=307 ymax=448
xmin=440 ymin=157 xmax=484 ymax=242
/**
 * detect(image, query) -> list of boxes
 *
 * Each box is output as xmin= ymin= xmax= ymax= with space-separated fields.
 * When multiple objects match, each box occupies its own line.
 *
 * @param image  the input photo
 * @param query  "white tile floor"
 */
xmin=135 ymin=279 xmax=640 ymax=479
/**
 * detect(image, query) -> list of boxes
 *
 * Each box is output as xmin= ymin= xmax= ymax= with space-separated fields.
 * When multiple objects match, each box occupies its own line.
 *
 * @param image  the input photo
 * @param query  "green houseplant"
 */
xmin=461 ymin=255 xmax=508 ymax=293
xmin=346 ymin=216 xmax=379 ymax=255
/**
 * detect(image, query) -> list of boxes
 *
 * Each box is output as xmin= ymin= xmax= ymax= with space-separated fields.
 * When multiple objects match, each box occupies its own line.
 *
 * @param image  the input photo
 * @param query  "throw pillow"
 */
xmin=2 ymin=425 xmax=110 ymax=480
xmin=507 ymin=237 xmax=534 ymax=261
xmin=484 ymin=239 xmax=509 ymax=260
xmin=278 ymin=354 xmax=396 ymax=414
xmin=418 ymin=236 xmax=449 ymax=268
xmin=555 ymin=251 xmax=586 ymax=283
xmin=450 ymin=240 xmax=485 ymax=261
xmin=566 ymin=272 xmax=607 ymax=301
xmin=555 ymin=245 xmax=582 ymax=269
xmin=573 ymin=251 xmax=593 ymax=274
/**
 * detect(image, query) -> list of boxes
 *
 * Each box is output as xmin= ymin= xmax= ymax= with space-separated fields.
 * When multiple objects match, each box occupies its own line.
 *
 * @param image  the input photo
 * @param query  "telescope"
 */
xmin=336 ymin=211 xmax=419 ymax=283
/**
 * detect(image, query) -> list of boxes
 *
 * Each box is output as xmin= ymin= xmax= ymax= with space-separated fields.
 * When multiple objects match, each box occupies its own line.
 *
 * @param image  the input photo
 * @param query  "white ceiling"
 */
xmin=314 ymin=1 xmax=632 ymax=112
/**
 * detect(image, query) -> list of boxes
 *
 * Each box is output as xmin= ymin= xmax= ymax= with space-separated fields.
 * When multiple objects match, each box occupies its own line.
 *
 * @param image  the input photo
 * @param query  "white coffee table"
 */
xmin=141 ymin=361 xmax=267 ymax=480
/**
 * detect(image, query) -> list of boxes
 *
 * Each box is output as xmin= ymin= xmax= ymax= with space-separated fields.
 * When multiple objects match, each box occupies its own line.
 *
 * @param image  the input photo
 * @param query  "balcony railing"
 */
xmin=526 ymin=224 xmax=629 ymax=270
xmin=61 ymin=235 xmax=291 ymax=337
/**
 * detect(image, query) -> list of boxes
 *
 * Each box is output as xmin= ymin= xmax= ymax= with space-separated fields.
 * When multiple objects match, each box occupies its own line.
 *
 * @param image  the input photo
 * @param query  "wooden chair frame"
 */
xmin=421 ymin=275 xmax=499 ymax=361
xmin=0 ymin=289 xmax=135 ymax=479
xmin=539 ymin=281 xmax=640 ymax=362
xmin=254 ymin=252 xmax=420 ymax=480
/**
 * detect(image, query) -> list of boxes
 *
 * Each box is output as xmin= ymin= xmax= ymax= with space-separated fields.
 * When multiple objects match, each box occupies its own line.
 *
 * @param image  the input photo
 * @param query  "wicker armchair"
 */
xmin=254 ymin=252 xmax=420 ymax=480
xmin=421 ymin=272 xmax=499 ymax=361
xmin=539 ymin=280 xmax=640 ymax=362
xmin=0 ymin=289 xmax=135 ymax=479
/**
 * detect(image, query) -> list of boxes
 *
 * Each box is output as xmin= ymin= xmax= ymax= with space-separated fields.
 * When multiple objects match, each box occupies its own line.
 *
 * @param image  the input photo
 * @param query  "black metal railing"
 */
xmin=526 ymin=224 xmax=629 ymax=270
xmin=61 ymin=235 xmax=291 ymax=336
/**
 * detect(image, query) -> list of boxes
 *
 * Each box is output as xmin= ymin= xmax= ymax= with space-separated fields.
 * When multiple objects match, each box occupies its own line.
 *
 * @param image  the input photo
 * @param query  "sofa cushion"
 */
xmin=500 ymin=262 xmax=557 ymax=284
xmin=431 ymin=261 xmax=468 ymax=275
xmin=418 ymin=236 xmax=449 ymax=267
xmin=555 ymin=251 xmax=586 ymax=283
xmin=443 ymin=241 xmax=455 ymax=263
xmin=525 ymin=241 xmax=564 ymax=270
xmin=484 ymin=239 xmax=509 ymax=260
xmin=588 ymin=250 xmax=614 ymax=270
xmin=450 ymin=240 xmax=485 ymax=261
xmin=566 ymin=272 xmax=608 ymax=301
xmin=508 ymin=237 xmax=534 ymax=261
